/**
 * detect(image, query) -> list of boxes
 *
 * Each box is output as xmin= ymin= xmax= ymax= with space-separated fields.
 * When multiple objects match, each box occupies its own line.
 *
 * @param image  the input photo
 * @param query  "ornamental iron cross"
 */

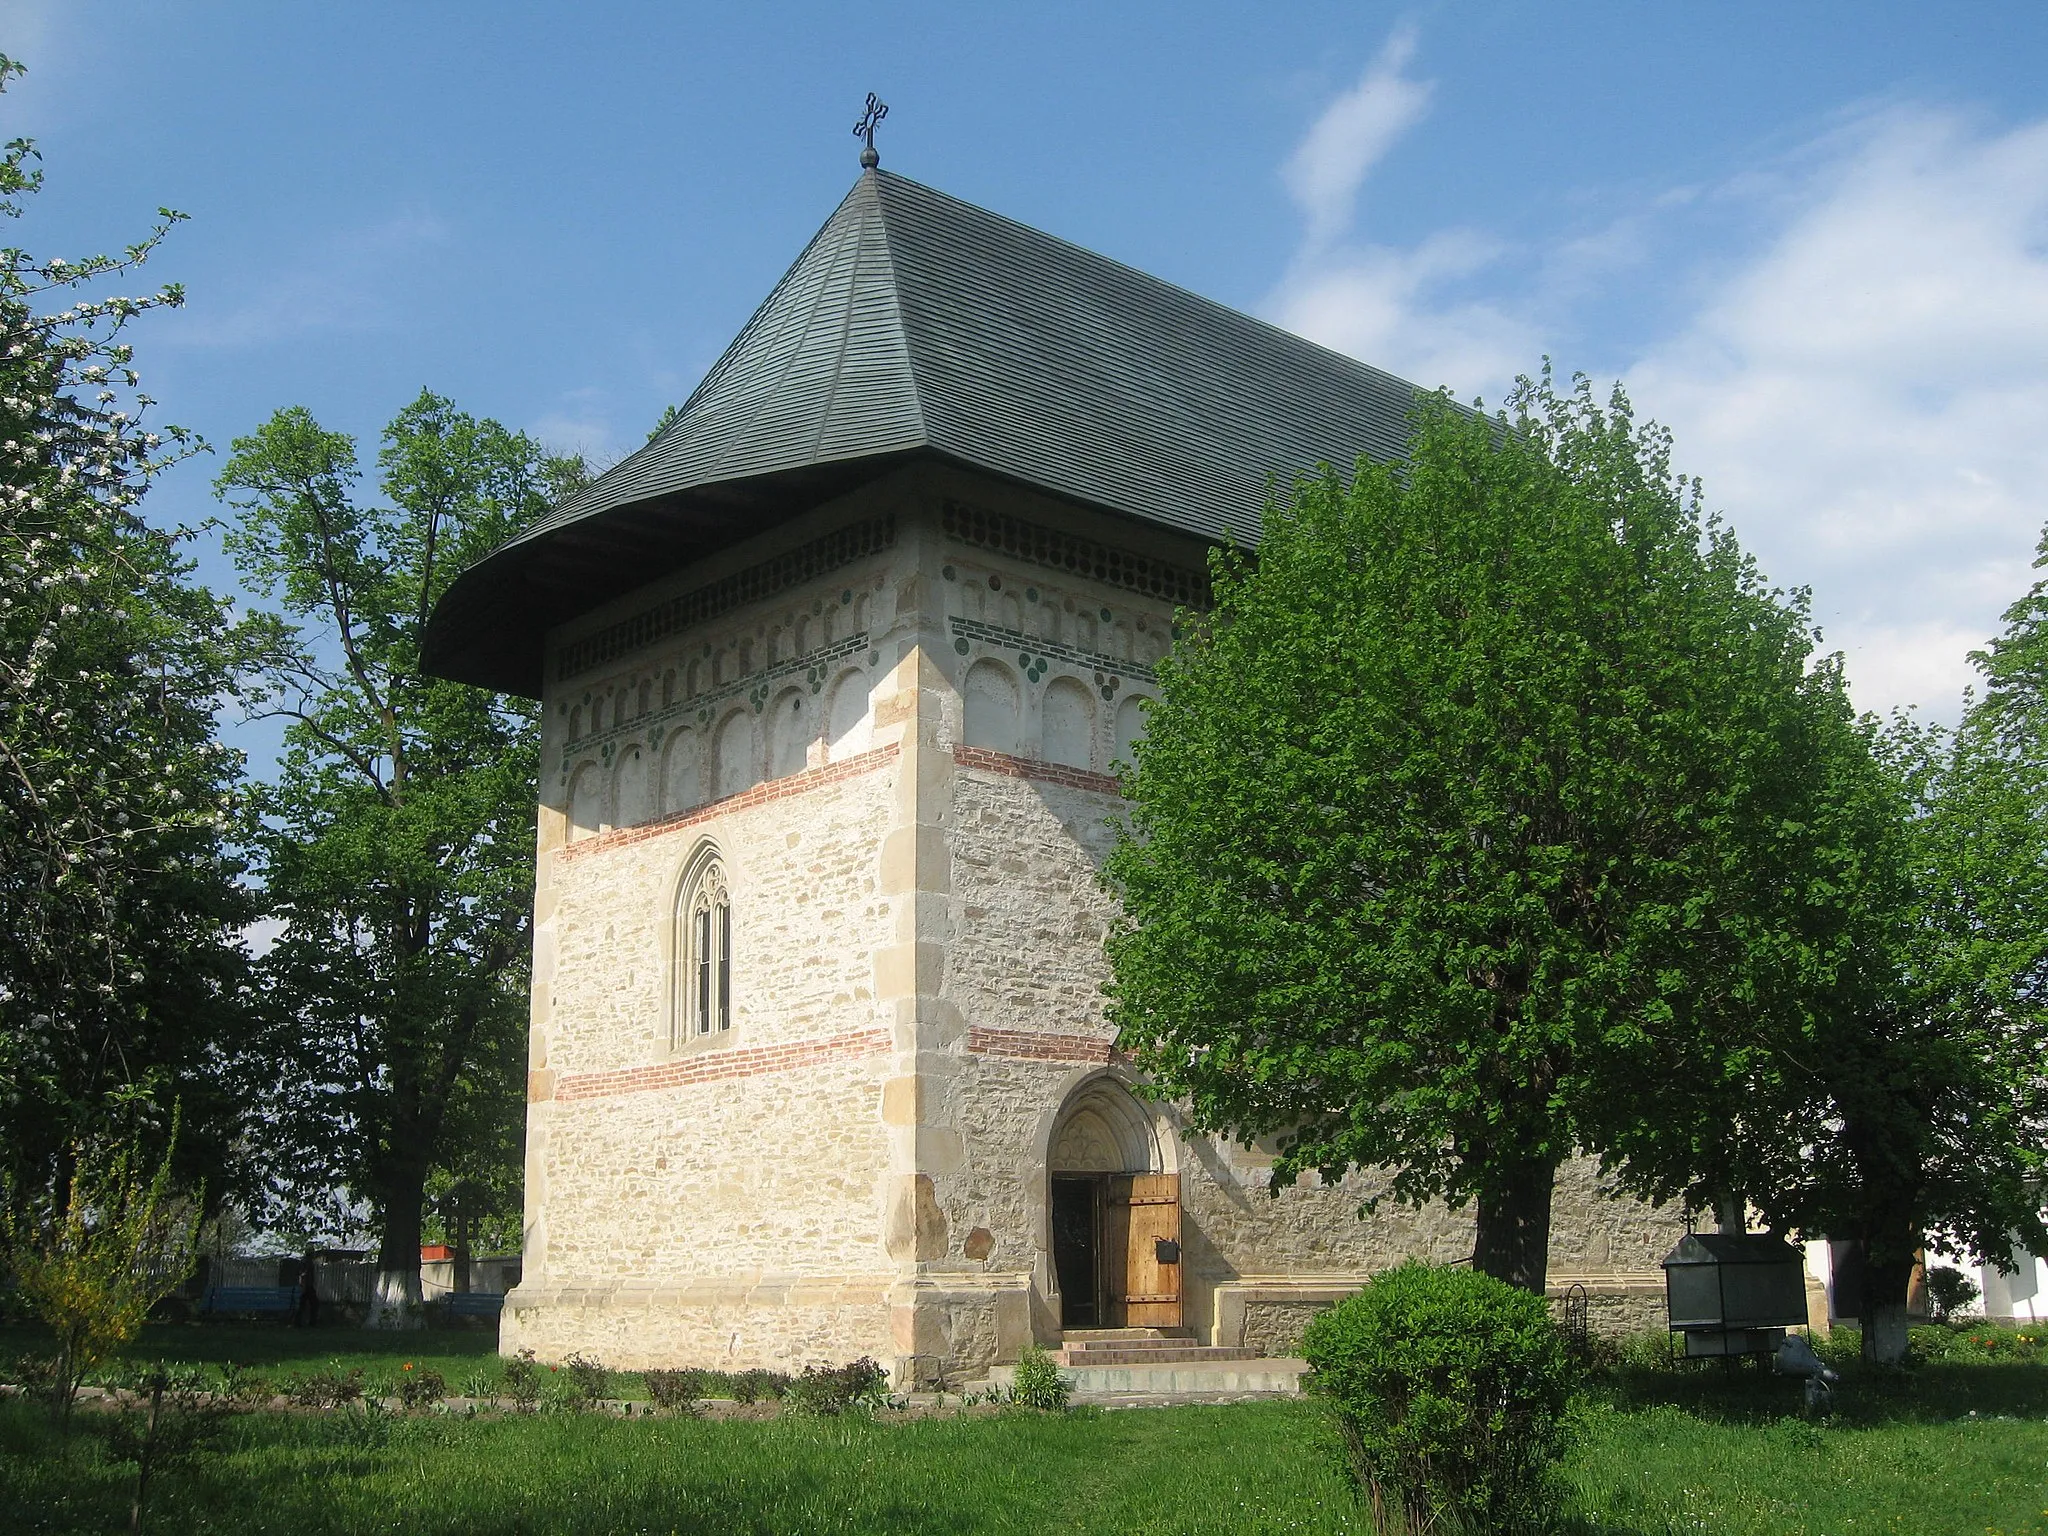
xmin=854 ymin=92 xmax=889 ymax=168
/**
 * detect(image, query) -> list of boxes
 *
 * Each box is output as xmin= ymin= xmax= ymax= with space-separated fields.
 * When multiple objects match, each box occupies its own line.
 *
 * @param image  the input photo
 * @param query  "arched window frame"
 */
xmin=672 ymin=849 xmax=733 ymax=1047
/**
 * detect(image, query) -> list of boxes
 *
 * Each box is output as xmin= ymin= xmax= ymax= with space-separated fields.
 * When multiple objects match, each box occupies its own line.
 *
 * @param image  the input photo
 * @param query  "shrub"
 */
xmin=782 ymin=1357 xmax=891 ymax=1417
xmin=736 ymin=1368 xmax=790 ymax=1403
xmin=501 ymin=1349 xmax=541 ymax=1408
xmin=210 ymin=1362 xmax=271 ymax=1405
xmin=396 ymin=1365 xmax=447 ymax=1410
xmin=0 ymin=1130 xmax=201 ymax=1425
xmin=1008 ymin=1346 xmax=1071 ymax=1412
xmin=285 ymin=1365 xmax=365 ymax=1408
xmin=1925 ymin=1266 xmax=1981 ymax=1323
xmin=538 ymin=1370 xmax=589 ymax=1414
xmin=1302 ymin=1262 xmax=1576 ymax=1535
xmin=10 ymin=1352 xmax=60 ymax=1400
xmin=1912 ymin=1322 xmax=2043 ymax=1363
xmin=561 ymin=1352 xmax=611 ymax=1404
xmin=333 ymin=1398 xmax=392 ymax=1451
xmin=1583 ymin=1329 xmax=1672 ymax=1373
xmin=644 ymin=1369 xmax=708 ymax=1413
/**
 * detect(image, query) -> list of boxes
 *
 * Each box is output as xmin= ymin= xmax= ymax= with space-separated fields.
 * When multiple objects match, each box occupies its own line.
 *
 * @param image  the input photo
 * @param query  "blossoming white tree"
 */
xmin=0 ymin=53 xmax=258 ymax=1205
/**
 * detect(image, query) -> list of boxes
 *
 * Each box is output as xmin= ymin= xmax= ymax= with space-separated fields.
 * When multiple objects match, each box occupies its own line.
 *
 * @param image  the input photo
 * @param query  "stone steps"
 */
xmin=1056 ymin=1342 xmax=1261 ymax=1365
xmin=1054 ymin=1328 xmax=1259 ymax=1366
xmin=1058 ymin=1327 xmax=1182 ymax=1341
xmin=987 ymin=1356 xmax=1309 ymax=1401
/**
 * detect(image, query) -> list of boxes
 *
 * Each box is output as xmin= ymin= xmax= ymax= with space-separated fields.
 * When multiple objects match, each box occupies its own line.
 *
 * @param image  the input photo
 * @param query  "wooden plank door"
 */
xmin=1105 ymin=1173 xmax=1181 ymax=1329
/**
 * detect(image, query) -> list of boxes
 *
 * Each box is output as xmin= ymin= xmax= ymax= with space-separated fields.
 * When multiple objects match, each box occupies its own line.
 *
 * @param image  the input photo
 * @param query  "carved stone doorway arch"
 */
xmin=1046 ymin=1076 xmax=1182 ymax=1331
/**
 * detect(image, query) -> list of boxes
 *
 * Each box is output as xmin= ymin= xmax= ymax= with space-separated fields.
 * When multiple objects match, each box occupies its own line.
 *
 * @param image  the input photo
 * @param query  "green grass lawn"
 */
xmin=0 ymin=1320 xmax=506 ymax=1398
xmin=2 ymin=1322 xmax=2045 ymax=1535
xmin=1567 ymin=1363 xmax=2048 ymax=1535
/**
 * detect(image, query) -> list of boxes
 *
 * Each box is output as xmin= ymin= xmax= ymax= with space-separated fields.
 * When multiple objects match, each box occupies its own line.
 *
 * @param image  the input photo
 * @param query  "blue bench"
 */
xmin=440 ymin=1292 xmax=505 ymax=1318
xmin=201 ymin=1285 xmax=298 ymax=1317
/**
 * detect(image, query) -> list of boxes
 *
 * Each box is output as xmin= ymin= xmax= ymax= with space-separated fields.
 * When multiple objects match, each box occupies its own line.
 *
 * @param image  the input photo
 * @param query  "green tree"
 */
xmin=0 ymin=54 xmax=256 ymax=1204
xmin=647 ymin=403 xmax=682 ymax=444
xmin=1742 ymin=590 xmax=2048 ymax=1362
xmin=1105 ymin=374 xmax=1873 ymax=1292
xmin=1771 ymin=714 xmax=2046 ymax=1362
xmin=217 ymin=392 xmax=561 ymax=1324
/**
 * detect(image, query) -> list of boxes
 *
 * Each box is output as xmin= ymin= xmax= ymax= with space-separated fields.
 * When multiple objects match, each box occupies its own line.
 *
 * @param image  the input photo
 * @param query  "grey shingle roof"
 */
xmin=423 ymin=169 xmax=1426 ymax=695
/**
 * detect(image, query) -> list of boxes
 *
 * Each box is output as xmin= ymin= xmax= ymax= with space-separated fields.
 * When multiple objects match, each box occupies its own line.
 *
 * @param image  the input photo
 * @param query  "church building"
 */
xmin=421 ymin=159 xmax=1679 ymax=1384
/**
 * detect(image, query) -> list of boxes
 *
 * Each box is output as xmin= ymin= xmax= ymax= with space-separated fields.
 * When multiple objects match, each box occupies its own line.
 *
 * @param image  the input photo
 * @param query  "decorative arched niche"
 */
xmin=713 ymin=710 xmax=758 ymax=800
xmin=1112 ymin=693 xmax=1150 ymax=769
xmin=1041 ymin=677 xmax=1095 ymax=771
xmin=1048 ymin=1075 xmax=1175 ymax=1176
xmin=613 ymin=743 xmax=654 ymax=828
xmin=661 ymin=727 xmax=701 ymax=815
xmin=826 ymin=669 xmax=871 ymax=762
xmin=768 ymin=688 xmax=810 ymax=779
xmin=963 ymin=658 xmax=1020 ymax=753
xmin=565 ymin=762 xmax=604 ymax=843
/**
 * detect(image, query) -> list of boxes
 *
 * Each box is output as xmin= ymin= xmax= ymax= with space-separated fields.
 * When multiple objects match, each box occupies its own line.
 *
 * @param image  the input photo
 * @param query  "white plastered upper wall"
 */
xmin=538 ymin=462 xmax=1218 ymax=840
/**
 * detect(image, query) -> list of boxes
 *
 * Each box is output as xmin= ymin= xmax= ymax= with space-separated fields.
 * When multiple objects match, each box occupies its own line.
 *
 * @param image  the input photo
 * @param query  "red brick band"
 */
xmin=548 ymin=1028 xmax=894 ymax=1102
xmin=950 ymin=745 xmax=1124 ymax=797
xmin=967 ymin=1026 xmax=1120 ymax=1064
xmin=563 ymin=743 xmax=900 ymax=861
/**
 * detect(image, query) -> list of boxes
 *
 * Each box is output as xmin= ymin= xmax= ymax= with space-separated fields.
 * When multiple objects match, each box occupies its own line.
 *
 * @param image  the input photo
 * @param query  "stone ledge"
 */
xmin=504 ymin=1275 xmax=899 ymax=1314
xmin=1546 ymin=1272 xmax=1666 ymax=1297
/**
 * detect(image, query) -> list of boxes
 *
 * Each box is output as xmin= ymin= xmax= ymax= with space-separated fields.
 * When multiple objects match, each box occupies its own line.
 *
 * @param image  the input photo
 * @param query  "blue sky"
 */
xmin=8 ymin=0 xmax=2048 ymax=725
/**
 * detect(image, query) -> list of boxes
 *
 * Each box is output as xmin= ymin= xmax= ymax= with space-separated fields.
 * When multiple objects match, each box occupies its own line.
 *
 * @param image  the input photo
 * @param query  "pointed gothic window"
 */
xmin=676 ymin=855 xmax=732 ymax=1043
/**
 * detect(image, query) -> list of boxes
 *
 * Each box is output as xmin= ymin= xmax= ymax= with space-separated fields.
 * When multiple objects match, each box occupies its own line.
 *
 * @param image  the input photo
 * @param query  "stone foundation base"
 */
xmin=500 ymin=1275 xmax=899 ymax=1374
xmin=889 ymin=1275 xmax=1035 ymax=1388
xmin=1211 ymin=1274 xmax=1676 ymax=1358
xmin=500 ymin=1272 xmax=1038 ymax=1387
xmin=1212 ymin=1278 xmax=1372 ymax=1355
xmin=1547 ymin=1275 xmax=1668 ymax=1338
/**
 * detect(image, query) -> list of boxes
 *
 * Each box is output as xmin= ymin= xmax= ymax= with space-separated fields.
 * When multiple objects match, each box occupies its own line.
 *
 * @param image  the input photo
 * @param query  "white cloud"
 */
xmin=531 ymin=386 xmax=631 ymax=471
xmin=1627 ymin=109 xmax=2048 ymax=719
xmin=1262 ymin=46 xmax=2048 ymax=722
xmin=1282 ymin=25 xmax=1433 ymax=254
xmin=1267 ymin=28 xmax=1532 ymax=399
xmin=1269 ymin=230 xmax=1538 ymax=396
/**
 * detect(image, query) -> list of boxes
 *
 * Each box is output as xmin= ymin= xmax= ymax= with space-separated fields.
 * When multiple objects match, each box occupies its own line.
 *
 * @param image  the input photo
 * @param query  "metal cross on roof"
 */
xmin=854 ymin=92 xmax=888 ymax=169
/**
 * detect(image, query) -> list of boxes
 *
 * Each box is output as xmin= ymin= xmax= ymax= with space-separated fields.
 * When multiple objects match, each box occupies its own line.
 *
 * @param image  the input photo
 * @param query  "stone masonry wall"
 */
xmin=509 ymin=484 xmax=926 ymax=1372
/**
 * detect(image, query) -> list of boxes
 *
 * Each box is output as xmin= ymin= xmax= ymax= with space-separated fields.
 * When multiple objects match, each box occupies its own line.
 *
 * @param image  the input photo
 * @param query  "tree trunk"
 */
xmin=366 ymin=1161 xmax=428 ymax=1330
xmin=1860 ymin=1244 xmax=1917 ymax=1366
xmin=1473 ymin=1155 xmax=1558 ymax=1293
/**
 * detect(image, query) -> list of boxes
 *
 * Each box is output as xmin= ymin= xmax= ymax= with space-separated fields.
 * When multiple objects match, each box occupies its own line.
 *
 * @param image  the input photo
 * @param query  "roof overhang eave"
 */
xmin=420 ymin=446 xmax=930 ymax=697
